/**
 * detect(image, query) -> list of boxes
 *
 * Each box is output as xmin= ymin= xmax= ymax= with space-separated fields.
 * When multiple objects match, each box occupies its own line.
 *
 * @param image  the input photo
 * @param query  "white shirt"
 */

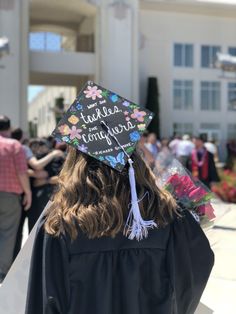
xmin=176 ymin=140 xmax=195 ymax=157
xmin=204 ymin=142 xmax=217 ymax=155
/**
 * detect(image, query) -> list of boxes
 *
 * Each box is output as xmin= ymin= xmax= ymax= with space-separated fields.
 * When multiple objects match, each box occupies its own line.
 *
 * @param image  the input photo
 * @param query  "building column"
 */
xmin=95 ymin=0 xmax=139 ymax=103
xmin=0 ymin=0 xmax=29 ymax=130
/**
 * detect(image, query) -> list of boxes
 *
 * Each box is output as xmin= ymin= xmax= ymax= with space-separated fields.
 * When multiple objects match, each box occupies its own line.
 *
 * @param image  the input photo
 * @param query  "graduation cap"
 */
xmin=52 ymin=81 xmax=156 ymax=240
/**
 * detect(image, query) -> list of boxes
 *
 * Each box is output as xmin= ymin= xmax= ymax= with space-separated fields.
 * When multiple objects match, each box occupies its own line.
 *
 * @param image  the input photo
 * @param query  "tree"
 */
xmin=54 ymin=96 xmax=65 ymax=124
xmin=145 ymin=77 xmax=160 ymax=138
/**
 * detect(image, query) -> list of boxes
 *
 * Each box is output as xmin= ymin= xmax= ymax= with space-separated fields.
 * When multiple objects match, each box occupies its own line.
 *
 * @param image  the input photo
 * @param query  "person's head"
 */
xmin=0 ymin=115 xmax=11 ymax=137
xmin=182 ymin=134 xmax=190 ymax=141
xmin=161 ymin=138 xmax=169 ymax=148
xmin=47 ymin=135 xmax=57 ymax=149
xmin=195 ymin=137 xmax=204 ymax=149
xmin=45 ymin=147 xmax=177 ymax=240
xmin=147 ymin=133 xmax=157 ymax=144
xmin=29 ymin=138 xmax=50 ymax=156
xmin=11 ymin=128 xmax=23 ymax=142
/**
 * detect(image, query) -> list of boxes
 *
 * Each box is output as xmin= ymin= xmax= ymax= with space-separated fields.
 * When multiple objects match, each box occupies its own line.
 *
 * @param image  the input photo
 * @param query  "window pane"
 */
xmin=228 ymin=47 xmax=236 ymax=56
xmin=29 ymin=32 xmax=45 ymax=51
xmin=185 ymin=44 xmax=193 ymax=67
xmin=228 ymin=124 xmax=236 ymax=139
xmin=228 ymin=82 xmax=236 ymax=110
xmin=212 ymin=46 xmax=221 ymax=62
xmin=201 ymin=46 xmax=209 ymax=67
xmin=46 ymin=32 xmax=61 ymax=51
xmin=212 ymin=89 xmax=220 ymax=110
xmin=201 ymin=90 xmax=209 ymax=110
xmin=201 ymin=81 xmax=221 ymax=110
xmin=173 ymin=89 xmax=182 ymax=109
xmin=174 ymin=44 xmax=182 ymax=66
xmin=185 ymin=89 xmax=193 ymax=110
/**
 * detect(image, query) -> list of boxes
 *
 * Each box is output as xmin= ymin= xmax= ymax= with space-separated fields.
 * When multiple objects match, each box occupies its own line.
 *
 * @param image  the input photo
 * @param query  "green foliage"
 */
xmin=145 ymin=77 xmax=160 ymax=137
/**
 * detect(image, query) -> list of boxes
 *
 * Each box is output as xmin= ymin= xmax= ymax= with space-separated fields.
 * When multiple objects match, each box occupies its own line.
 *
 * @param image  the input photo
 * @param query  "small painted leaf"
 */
xmin=126 ymin=147 xmax=135 ymax=153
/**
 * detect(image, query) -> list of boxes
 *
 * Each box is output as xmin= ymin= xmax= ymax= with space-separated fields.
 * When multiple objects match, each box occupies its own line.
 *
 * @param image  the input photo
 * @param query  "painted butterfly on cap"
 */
xmin=105 ymin=152 xmax=125 ymax=168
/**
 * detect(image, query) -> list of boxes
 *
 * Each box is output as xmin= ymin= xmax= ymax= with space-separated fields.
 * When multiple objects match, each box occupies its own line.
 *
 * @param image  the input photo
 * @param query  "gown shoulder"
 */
xmin=25 ymin=211 xmax=214 ymax=314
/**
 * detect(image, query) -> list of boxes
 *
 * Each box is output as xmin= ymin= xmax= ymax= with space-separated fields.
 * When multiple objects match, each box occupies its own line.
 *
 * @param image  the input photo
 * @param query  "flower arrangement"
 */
xmin=155 ymin=158 xmax=215 ymax=227
xmin=165 ymin=173 xmax=215 ymax=221
xmin=211 ymin=170 xmax=236 ymax=203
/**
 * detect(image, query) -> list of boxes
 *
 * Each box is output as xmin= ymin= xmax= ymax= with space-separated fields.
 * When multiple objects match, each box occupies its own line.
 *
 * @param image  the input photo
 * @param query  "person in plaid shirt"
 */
xmin=0 ymin=116 xmax=32 ymax=283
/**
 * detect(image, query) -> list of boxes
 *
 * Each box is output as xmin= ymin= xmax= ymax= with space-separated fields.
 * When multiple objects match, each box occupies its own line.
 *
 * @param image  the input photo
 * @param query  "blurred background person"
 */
xmin=204 ymin=137 xmax=219 ymax=163
xmin=27 ymin=138 xmax=65 ymax=232
xmin=0 ymin=116 xmax=31 ymax=283
xmin=137 ymin=132 xmax=155 ymax=167
xmin=11 ymin=128 xmax=65 ymax=258
xmin=155 ymin=138 xmax=173 ymax=171
xmin=176 ymin=134 xmax=194 ymax=168
xmin=225 ymin=139 xmax=236 ymax=172
xmin=188 ymin=136 xmax=220 ymax=188
xmin=145 ymin=132 xmax=160 ymax=160
xmin=169 ymin=134 xmax=181 ymax=157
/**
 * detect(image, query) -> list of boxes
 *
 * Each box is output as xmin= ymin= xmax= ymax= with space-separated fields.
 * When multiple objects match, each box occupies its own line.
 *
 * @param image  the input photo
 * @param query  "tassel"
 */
xmin=124 ymin=158 xmax=157 ymax=241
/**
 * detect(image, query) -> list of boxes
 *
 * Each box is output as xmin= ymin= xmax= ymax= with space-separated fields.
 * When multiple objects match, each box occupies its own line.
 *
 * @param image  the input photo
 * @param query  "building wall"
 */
xmin=140 ymin=9 xmax=236 ymax=143
xmin=28 ymin=86 xmax=77 ymax=137
xmin=0 ymin=0 xmax=29 ymax=130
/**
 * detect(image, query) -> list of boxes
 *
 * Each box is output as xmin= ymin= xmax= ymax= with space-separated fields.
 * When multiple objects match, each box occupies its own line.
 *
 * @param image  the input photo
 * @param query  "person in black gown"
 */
xmin=25 ymin=82 xmax=214 ymax=314
xmin=188 ymin=136 xmax=220 ymax=188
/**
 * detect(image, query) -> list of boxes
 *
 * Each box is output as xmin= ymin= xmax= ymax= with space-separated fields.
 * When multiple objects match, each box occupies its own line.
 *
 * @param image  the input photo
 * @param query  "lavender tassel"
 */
xmin=124 ymin=159 xmax=157 ymax=241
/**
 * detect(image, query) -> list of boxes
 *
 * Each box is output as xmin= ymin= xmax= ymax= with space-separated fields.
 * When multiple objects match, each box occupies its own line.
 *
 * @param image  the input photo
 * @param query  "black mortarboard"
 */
xmin=52 ymin=81 xmax=156 ymax=241
xmin=52 ymin=81 xmax=154 ymax=172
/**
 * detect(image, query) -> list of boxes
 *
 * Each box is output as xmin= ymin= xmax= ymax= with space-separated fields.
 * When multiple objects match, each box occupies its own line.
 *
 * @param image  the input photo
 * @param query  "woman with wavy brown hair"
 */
xmin=25 ymin=147 xmax=214 ymax=314
xmin=25 ymin=82 xmax=214 ymax=314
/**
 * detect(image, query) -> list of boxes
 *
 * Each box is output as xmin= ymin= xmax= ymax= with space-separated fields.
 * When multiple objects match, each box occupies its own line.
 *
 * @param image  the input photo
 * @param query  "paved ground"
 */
xmin=196 ymin=202 xmax=236 ymax=313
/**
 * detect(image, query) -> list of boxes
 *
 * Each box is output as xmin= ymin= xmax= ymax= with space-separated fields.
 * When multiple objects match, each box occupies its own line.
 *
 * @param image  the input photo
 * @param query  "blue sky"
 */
xmin=28 ymin=85 xmax=44 ymax=102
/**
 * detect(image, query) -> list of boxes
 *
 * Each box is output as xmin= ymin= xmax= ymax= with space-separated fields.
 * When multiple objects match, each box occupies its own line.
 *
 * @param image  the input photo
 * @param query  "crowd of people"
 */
xmin=139 ymin=132 xmax=220 ymax=188
xmin=0 ymin=115 xmax=66 ymax=283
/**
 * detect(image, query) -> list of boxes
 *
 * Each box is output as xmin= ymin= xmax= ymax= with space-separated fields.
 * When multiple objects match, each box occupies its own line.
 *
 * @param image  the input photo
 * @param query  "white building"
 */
xmin=28 ymin=86 xmax=77 ymax=137
xmin=1 ymin=0 xmax=236 ymax=146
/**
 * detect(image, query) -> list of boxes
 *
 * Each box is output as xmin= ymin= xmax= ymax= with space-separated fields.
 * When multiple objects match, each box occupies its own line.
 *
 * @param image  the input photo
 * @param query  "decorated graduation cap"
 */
xmin=52 ymin=81 xmax=156 ymax=240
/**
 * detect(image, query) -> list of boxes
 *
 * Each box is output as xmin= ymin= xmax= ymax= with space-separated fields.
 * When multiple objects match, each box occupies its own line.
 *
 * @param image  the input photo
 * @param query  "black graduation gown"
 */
xmin=25 ymin=211 xmax=214 ymax=314
xmin=187 ymin=151 xmax=220 ymax=188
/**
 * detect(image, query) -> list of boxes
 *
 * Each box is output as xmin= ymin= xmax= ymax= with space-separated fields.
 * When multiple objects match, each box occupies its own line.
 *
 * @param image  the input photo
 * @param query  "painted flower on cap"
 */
xmin=68 ymin=115 xmax=79 ymax=125
xmin=58 ymin=124 xmax=70 ymax=135
xmin=78 ymin=144 xmax=88 ymax=153
xmin=76 ymin=102 xmax=83 ymax=110
xmin=68 ymin=126 xmax=82 ymax=140
xmin=110 ymin=94 xmax=118 ymax=102
xmin=62 ymin=136 xmax=70 ymax=143
xmin=84 ymin=85 xmax=102 ymax=100
xmin=130 ymin=108 xmax=147 ymax=122
xmin=137 ymin=123 xmax=146 ymax=131
xmin=129 ymin=131 xmax=141 ymax=142
xmin=122 ymin=100 xmax=130 ymax=107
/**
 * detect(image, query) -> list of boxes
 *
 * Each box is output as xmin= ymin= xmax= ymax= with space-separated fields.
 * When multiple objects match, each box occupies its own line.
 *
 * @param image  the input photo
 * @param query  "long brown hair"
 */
xmin=45 ymin=147 xmax=177 ymax=239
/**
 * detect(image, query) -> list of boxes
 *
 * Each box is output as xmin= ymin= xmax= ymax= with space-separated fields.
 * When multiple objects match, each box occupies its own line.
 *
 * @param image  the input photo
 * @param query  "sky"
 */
xmin=28 ymin=85 xmax=44 ymax=102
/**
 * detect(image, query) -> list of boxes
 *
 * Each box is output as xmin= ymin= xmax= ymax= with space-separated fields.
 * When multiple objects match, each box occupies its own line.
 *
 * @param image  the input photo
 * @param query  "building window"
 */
xmin=200 ymin=123 xmax=220 ymax=141
xmin=201 ymin=45 xmax=221 ymax=68
xmin=228 ymin=124 xmax=236 ymax=140
xmin=173 ymin=80 xmax=193 ymax=110
xmin=228 ymin=82 xmax=236 ymax=111
xmin=173 ymin=123 xmax=193 ymax=136
xmin=228 ymin=47 xmax=236 ymax=56
xmin=29 ymin=32 xmax=62 ymax=51
xmin=174 ymin=44 xmax=193 ymax=67
xmin=201 ymin=81 xmax=221 ymax=110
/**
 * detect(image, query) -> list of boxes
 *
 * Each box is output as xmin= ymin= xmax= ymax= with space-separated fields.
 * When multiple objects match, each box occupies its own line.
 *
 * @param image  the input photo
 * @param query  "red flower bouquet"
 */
xmin=165 ymin=173 xmax=215 ymax=221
